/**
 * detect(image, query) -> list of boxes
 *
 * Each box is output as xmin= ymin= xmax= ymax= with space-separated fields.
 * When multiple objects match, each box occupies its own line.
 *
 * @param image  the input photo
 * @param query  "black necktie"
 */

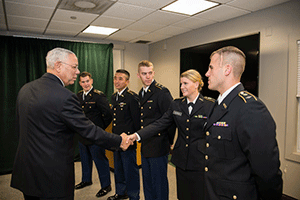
xmin=84 ymin=94 xmax=87 ymax=100
xmin=188 ymin=102 xmax=194 ymax=108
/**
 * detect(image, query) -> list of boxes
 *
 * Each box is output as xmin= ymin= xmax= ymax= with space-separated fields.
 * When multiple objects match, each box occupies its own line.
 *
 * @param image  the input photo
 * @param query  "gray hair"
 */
xmin=46 ymin=48 xmax=75 ymax=69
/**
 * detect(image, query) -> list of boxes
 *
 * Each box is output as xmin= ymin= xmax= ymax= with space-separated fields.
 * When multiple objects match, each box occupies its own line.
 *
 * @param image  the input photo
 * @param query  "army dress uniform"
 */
xmin=138 ymin=80 xmax=176 ymax=200
xmin=110 ymin=87 xmax=140 ymax=200
xmin=203 ymin=84 xmax=282 ymax=200
xmin=77 ymin=88 xmax=113 ymax=189
xmin=137 ymin=94 xmax=214 ymax=200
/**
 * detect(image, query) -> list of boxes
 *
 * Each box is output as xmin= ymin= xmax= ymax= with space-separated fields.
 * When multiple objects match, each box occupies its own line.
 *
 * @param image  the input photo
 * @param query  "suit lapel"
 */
xmin=140 ymin=81 xmax=155 ymax=105
xmin=179 ymin=98 xmax=189 ymax=116
xmin=205 ymin=84 xmax=244 ymax=130
xmin=190 ymin=95 xmax=204 ymax=116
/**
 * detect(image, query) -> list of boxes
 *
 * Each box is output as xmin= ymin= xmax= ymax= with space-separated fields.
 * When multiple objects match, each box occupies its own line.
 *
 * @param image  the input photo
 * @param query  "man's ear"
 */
xmin=54 ymin=61 xmax=62 ymax=73
xmin=224 ymin=64 xmax=232 ymax=76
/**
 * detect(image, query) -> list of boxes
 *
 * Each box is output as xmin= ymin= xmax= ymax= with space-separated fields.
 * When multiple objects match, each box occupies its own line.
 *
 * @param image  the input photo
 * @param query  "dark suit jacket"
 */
xmin=203 ymin=84 xmax=282 ymax=200
xmin=111 ymin=87 xmax=140 ymax=150
xmin=11 ymin=73 xmax=121 ymax=198
xmin=139 ymin=80 xmax=176 ymax=157
xmin=77 ymin=88 xmax=112 ymax=145
xmin=137 ymin=94 xmax=214 ymax=170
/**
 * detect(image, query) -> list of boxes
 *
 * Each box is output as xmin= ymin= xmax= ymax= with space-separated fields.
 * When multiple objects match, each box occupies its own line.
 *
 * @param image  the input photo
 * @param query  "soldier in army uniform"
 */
xmin=108 ymin=69 xmax=140 ymax=200
xmin=136 ymin=60 xmax=176 ymax=200
xmin=128 ymin=69 xmax=214 ymax=200
xmin=203 ymin=46 xmax=282 ymax=200
xmin=75 ymin=72 xmax=113 ymax=198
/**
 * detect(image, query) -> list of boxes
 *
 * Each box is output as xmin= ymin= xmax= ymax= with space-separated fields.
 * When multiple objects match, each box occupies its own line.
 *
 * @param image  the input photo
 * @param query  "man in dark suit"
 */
xmin=107 ymin=69 xmax=140 ymax=200
xmin=203 ymin=46 xmax=282 ymax=200
xmin=137 ymin=60 xmax=175 ymax=200
xmin=75 ymin=72 xmax=112 ymax=197
xmin=10 ymin=47 xmax=130 ymax=200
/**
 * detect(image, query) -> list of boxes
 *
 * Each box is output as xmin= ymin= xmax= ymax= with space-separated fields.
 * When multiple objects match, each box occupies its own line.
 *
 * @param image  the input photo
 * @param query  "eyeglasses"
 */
xmin=60 ymin=61 xmax=79 ymax=70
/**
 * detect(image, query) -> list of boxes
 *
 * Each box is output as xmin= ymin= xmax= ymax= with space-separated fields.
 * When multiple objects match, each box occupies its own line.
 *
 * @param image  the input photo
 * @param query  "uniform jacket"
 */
xmin=139 ymin=80 xmax=176 ymax=157
xmin=111 ymin=87 xmax=140 ymax=150
xmin=77 ymin=88 xmax=112 ymax=145
xmin=11 ymin=73 xmax=121 ymax=198
xmin=137 ymin=94 xmax=214 ymax=170
xmin=203 ymin=84 xmax=282 ymax=200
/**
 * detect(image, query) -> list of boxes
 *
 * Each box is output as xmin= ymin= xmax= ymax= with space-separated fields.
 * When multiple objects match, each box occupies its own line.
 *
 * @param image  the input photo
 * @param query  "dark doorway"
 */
xmin=180 ymin=33 xmax=260 ymax=99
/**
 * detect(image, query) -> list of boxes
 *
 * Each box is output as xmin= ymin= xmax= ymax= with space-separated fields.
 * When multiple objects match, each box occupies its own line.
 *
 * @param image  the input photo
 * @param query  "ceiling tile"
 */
xmin=195 ymin=4 xmax=250 ymax=22
xmin=132 ymin=32 xmax=172 ymax=43
xmin=172 ymin=17 xmax=216 ymax=29
xmin=5 ymin=1 xmax=55 ymax=19
xmin=140 ymin=10 xmax=188 ymax=26
xmin=44 ymin=29 xmax=78 ymax=37
xmin=213 ymin=0 xmax=234 ymax=3
xmin=91 ymin=16 xmax=135 ymax=29
xmin=102 ymin=2 xmax=155 ymax=20
xmin=118 ymin=0 xmax=174 ymax=9
xmin=151 ymin=25 xmax=191 ymax=36
xmin=47 ymin=20 xmax=87 ymax=32
xmin=52 ymin=9 xmax=98 ymax=24
xmin=228 ymin=0 xmax=290 ymax=12
xmin=6 ymin=0 xmax=59 ymax=8
xmin=7 ymin=15 xmax=48 ymax=28
xmin=125 ymin=21 xmax=165 ymax=32
xmin=107 ymin=29 xmax=148 ymax=42
xmin=9 ymin=25 xmax=44 ymax=34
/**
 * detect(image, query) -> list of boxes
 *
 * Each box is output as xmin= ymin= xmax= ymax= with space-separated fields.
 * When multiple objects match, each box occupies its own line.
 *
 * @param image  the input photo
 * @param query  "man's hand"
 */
xmin=120 ymin=133 xmax=133 ymax=151
xmin=126 ymin=133 xmax=138 ymax=144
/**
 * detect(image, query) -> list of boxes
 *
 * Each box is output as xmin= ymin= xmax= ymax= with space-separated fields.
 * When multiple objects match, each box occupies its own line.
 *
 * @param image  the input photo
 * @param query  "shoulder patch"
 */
xmin=127 ymin=89 xmax=137 ymax=96
xmin=238 ymin=91 xmax=257 ymax=103
xmin=155 ymin=82 xmax=165 ymax=90
xmin=93 ymin=89 xmax=103 ymax=95
xmin=204 ymin=96 xmax=215 ymax=103
xmin=78 ymin=90 xmax=83 ymax=93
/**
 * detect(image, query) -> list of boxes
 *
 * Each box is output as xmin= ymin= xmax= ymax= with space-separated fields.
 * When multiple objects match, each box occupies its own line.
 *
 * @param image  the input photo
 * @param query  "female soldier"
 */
xmin=129 ymin=69 xmax=214 ymax=200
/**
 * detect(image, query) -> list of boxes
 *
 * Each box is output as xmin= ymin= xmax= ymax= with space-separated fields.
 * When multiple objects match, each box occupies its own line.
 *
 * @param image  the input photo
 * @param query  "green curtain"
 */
xmin=0 ymin=35 xmax=114 ymax=175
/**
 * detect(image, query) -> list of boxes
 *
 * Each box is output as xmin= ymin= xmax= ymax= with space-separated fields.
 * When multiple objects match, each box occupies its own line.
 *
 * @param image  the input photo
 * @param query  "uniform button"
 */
xmin=82 ymin=106 xmax=84 ymax=108
xmin=121 ymin=108 xmax=123 ymax=110
xmin=186 ymin=136 xmax=189 ymax=139
xmin=186 ymin=144 xmax=188 ymax=147
xmin=113 ymin=118 xmax=116 ymax=121
xmin=113 ymin=123 xmax=116 ymax=126
xmin=206 ymin=143 xmax=209 ymax=148
xmin=206 ymin=131 xmax=210 ymax=136
xmin=114 ymin=108 xmax=116 ymax=110
xmin=158 ymin=133 xmax=161 ymax=136
xmin=141 ymin=126 xmax=144 ymax=129
xmin=205 ymin=155 xmax=208 ymax=160
xmin=205 ymin=167 xmax=208 ymax=172
xmin=149 ymin=107 xmax=151 ymax=109
xmin=233 ymin=195 xmax=237 ymax=199
xmin=114 ymin=113 xmax=116 ymax=116
xmin=89 ymin=106 xmax=91 ymax=108
xmin=141 ymin=119 xmax=143 ymax=122
xmin=187 ymin=119 xmax=189 ymax=122
xmin=186 ymin=128 xmax=189 ymax=131
xmin=218 ymin=135 xmax=221 ymax=139
xmin=141 ymin=107 xmax=143 ymax=109
xmin=141 ymin=113 xmax=143 ymax=116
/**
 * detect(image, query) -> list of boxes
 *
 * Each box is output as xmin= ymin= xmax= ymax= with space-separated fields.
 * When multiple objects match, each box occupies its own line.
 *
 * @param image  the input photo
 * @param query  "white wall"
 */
xmin=149 ymin=0 xmax=300 ymax=198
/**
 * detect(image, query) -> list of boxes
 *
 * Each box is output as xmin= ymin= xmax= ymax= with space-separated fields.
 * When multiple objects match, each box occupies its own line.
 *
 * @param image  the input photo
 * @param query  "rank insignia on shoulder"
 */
xmin=127 ymin=90 xmax=134 ymax=95
xmin=155 ymin=83 xmax=164 ymax=90
xmin=238 ymin=91 xmax=257 ymax=103
xmin=204 ymin=96 xmax=215 ymax=103
xmin=94 ymin=89 xmax=103 ymax=95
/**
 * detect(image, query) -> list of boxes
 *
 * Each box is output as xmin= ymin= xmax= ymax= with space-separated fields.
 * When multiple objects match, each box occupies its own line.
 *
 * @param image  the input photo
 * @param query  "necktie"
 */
xmin=142 ymin=90 xmax=147 ymax=97
xmin=188 ymin=102 xmax=194 ymax=114
xmin=83 ymin=94 xmax=87 ymax=100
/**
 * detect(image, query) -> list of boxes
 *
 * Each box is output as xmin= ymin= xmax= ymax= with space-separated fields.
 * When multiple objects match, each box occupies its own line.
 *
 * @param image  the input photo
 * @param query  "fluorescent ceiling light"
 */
xmin=162 ymin=0 xmax=219 ymax=16
xmin=83 ymin=26 xmax=119 ymax=35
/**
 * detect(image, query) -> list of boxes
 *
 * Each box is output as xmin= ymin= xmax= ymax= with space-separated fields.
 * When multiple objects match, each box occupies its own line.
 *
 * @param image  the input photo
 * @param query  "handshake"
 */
xmin=119 ymin=133 xmax=139 ymax=151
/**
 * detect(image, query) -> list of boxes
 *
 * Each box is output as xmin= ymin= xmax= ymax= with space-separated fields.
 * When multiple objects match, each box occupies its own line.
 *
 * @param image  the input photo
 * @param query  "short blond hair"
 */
xmin=181 ymin=69 xmax=204 ymax=91
xmin=138 ymin=60 xmax=153 ymax=71
xmin=210 ymin=46 xmax=246 ymax=78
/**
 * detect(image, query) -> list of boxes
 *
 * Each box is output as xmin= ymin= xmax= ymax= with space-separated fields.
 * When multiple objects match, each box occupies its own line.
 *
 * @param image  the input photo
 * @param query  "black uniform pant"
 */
xmin=176 ymin=167 xmax=204 ymax=200
xmin=23 ymin=194 xmax=74 ymax=200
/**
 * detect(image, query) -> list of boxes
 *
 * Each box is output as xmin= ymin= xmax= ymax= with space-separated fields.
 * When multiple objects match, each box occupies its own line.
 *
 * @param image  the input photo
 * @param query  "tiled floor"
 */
xmin=0 ymin=161 xmax=177 ymax=200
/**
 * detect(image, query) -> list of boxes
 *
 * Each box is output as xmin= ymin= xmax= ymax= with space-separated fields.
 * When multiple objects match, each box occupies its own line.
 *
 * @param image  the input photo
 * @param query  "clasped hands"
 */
xmin=120 ymin=133 xmax=139 ymax=151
